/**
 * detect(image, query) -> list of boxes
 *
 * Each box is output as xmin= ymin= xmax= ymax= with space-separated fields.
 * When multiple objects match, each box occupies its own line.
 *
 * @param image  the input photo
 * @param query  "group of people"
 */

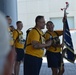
xmin=6 ymin=16 xmax=25 ymax=75
xmin=0 ymin=14 xmax=25 ymax=75
xmin=0 ymin=14 xmax=65 ymax=75
xmin=24 ymin=15 xmax=65 ymax=75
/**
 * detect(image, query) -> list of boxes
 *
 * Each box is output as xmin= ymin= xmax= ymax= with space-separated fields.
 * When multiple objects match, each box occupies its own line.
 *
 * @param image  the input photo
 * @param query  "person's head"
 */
xmin=10 ymin=26 xmax=15 ymax=32
xmin=35 ymin=15 xmax=45 ymax=29
xmin=46 ymin=21 xmax=54 ymax=31
xmin=16 ymin=21 xmax=23 ymax=30
xmin=6 ymin=16 xmax=12 ymax=25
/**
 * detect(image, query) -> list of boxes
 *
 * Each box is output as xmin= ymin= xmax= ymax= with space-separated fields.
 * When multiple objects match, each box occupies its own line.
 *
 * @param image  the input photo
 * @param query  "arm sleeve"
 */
xmin=56 ymin=31 xmax=63 ymax=36
xmin=13 ymin=30 xmax=18 ymax=41
xmin=29 ymin=30 xmax=40 ymax=43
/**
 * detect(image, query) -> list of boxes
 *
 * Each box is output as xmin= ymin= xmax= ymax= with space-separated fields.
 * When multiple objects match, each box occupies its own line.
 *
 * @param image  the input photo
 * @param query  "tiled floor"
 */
xmin=19 ymin=57 xmax=76 ymax=75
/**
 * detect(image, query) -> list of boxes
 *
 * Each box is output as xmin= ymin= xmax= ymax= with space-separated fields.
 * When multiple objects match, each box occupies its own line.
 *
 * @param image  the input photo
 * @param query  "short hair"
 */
xmin=6 ymin=15 xmax=10 ymax=18
xmin=6 ymin=16 xmax=12 ymax=20
xmin=10 ymin=25 xmax=14 ymax=28
xmin=16 ymin=21 xmax=22 ymax=25
xmin=46 ymin=21 xmax=53 ymax=25
xmin=10 ymin=26 xmax=14 ymax=27
xmin=35 ymin=15 xmax=44 ymax=24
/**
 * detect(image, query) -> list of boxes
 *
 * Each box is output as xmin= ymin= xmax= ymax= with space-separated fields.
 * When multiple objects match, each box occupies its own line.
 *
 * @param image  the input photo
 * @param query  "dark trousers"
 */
xmin=15 ymin=48 xmax=24 ymax=62
xmin=24 ymin=54 xmax=42 ymax=75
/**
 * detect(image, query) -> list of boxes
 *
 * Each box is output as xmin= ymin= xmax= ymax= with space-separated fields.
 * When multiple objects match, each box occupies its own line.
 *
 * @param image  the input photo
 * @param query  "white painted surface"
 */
xmin=17 ymin=0 xmax=76 ymax=36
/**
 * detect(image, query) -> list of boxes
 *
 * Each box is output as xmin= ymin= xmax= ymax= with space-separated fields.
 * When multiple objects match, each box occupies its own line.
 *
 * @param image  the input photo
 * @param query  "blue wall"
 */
xmin=0 ymin=0 xmax=18 ymax=27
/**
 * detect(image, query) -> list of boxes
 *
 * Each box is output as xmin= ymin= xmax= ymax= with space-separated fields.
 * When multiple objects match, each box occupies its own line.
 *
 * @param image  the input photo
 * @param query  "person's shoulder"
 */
xmin=13 ymin=29 xmax=19 ymax=34
xmin=44 ymin=31 xmax=50 ymax=37
xmin=45 ymin=31 xmax=51 ymax=35
xmin=30 ymin=28 xmax=39 ymax=34
xmin=28 ymin=28 xmax=39 ymax=38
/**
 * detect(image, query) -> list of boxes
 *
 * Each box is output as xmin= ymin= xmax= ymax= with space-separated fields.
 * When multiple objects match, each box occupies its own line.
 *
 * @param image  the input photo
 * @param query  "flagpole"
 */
xmin=60 ymin=2 xmax=69 ymax=71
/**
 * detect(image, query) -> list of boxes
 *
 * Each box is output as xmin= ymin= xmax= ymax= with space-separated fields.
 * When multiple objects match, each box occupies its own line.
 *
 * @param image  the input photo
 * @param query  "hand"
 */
xmin=56 ymin=44 xmax=64 ymax=48
xmin=61 ymin=43 xmax=64 ymax=48
xmin=62 ymin=15 xmax=67 ymax=23
xmin=46 ymin=39 xmax=53 ymax=47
